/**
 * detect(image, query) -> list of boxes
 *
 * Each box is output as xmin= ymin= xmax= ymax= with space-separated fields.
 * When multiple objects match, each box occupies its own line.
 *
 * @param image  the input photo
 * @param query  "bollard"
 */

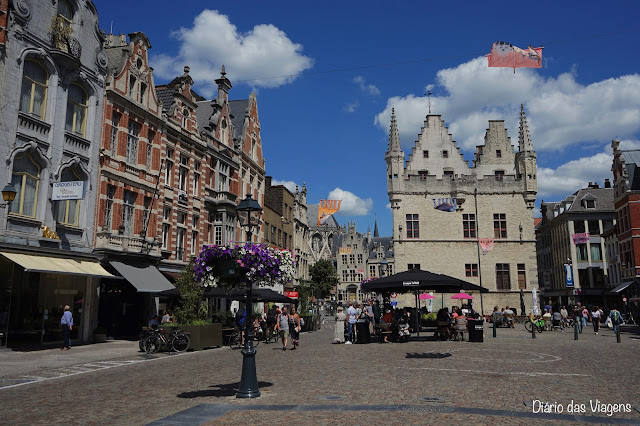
xmin=616 ymin=325 xmax=621 ymax=343
xmin=574 ymin=321 xmax=578 ymax=340
xmin=531 ymin=319 xmax=536 ymax=339
xmin=493 ymin=320 xmax=497 ymax=338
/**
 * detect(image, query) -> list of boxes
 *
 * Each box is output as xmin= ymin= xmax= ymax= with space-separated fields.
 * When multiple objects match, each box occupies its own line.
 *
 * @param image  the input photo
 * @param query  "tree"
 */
xmin=309 ymin=259 xmax=339 ymax=297
xmin=173 ymin=261 xmax=207 ymax=325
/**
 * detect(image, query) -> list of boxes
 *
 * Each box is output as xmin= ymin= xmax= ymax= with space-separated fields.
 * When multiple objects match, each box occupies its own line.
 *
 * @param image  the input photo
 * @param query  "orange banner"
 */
xmin=318 ymin=199 xmax=341 ymax=226
xmin=339 ymin=247 xmax=352 ymax=255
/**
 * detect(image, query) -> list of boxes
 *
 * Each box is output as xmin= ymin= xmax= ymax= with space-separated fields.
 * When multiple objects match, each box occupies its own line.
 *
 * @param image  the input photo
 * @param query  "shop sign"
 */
xmin=284 ymin=291 xmax=298 ymax=299
xmin=52 ymin=181 xmax=85 ymax=200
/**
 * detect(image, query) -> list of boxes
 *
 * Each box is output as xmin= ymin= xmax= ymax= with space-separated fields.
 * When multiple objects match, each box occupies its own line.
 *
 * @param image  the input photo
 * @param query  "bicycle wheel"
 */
xmin=537 ymin=325 xmax=544 ymax=333
xmin=524 ymin=321 xmax=533 ymax=332
xmin=171 ymin=334 xmax=190 ymax=352
xmin=143 ymin=335 xmax=161 ymax=354
xmin=230 ymin=333 xmax=242 ymax=350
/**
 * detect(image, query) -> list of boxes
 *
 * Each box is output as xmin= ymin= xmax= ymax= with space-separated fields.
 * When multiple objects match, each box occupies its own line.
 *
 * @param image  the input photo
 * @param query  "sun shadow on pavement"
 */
xmin=177 ymin=381 xmax=274 ymax=398
xmin=405 ymin=352 xmax=452 ymax=359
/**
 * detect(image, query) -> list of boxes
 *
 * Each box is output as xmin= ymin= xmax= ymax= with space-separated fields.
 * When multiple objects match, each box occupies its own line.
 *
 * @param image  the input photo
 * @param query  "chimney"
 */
xmin=604 ymin=179 xmax=611 ymax=188
xmin=265 ymin=176 xmax=272 ymax=190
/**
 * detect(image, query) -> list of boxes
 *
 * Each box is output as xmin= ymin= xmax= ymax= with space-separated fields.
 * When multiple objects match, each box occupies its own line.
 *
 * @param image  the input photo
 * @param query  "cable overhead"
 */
xmin=233 ymin=27 xmax=640 ymax=84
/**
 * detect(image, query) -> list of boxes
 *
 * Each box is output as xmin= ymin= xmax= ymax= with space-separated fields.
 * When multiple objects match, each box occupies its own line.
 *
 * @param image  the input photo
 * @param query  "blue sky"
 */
xmin=96 ymin=1 xmax=640 ymax=236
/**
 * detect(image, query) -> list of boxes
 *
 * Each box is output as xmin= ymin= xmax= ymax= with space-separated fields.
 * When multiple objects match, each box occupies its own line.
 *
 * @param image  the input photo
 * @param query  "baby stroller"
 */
xmin=397 ymin=317 xmax=410 ymax=342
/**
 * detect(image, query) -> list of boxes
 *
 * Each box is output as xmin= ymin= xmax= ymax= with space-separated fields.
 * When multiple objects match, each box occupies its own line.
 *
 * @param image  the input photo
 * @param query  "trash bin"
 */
xmin=356 ymin=320 xmax=370 ymax=344
xmin=468 ymin=319 xmax=483 ymax=342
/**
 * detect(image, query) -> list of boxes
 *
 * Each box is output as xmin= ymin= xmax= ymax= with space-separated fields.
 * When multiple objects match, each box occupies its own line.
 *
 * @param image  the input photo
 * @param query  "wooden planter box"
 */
xmin=179 ymin=323 xmax=222 ymax=351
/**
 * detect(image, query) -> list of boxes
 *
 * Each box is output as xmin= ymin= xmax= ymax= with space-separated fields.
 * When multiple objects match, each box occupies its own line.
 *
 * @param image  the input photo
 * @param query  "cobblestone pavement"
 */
xmin=0 ymin=321 xmax=638 ymax=425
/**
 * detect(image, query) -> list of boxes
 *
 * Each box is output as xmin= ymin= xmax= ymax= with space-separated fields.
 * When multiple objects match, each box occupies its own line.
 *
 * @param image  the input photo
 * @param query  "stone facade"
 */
xmin=386 ymin=106 xmax=538 ymax=314
xmin=0 ymin=0 xmax=108 ymax=345
xmin=537 ymin=184 xmax=615 ymax=308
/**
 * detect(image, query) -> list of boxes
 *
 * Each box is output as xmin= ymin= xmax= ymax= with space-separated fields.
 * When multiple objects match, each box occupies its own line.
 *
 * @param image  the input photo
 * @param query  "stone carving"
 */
xmin=41 ymin=225 xmax=59 ymax=239
xmin=13 ymin=0 xmax=32 ymax=22
xmin=96 ymin=49 xmax=108 ymax=69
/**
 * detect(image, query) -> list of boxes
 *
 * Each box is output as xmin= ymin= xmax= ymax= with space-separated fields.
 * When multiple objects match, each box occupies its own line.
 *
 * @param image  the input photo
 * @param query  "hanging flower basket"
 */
xmin=360 ymin=277 xmax=378 ymax=288
xmin=194 ymin=243 xmax=296 ymax=290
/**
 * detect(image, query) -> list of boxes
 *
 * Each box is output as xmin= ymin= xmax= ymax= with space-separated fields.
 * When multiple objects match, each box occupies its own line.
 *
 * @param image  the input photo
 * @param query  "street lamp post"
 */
xmin=235 ymin=194 xmax=262 ymax=399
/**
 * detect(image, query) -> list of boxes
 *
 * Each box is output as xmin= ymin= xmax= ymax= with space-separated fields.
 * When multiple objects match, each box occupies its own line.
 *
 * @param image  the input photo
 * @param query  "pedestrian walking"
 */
xmin=60 ymin=305 xmax=73 ymax=350
xmin=591 ymin=306 xmax=601 ymax=334
xmin=346 ymin=302 xmax=357 ymax=344
xmin=609 ymin=306 xmax=623 ymax=336
xmin=275 ymin=307 xmax=290 ymax=350
xmin=582 ymin=306 xmax=589 ymax=328
xmin=334 ymin=306 xmax=346 ymax=343
xmin=289 ymin=307 xmax=301 ymax=350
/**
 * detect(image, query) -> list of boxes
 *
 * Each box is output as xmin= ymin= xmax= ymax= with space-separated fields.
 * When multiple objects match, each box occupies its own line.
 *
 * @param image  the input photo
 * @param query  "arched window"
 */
xmin=56 ymin=167 xmax=83 ymax=227
xmin=19 ymin=60 xmax=48 ymax=119
xmin=57 ymin=0 xmax=73 ymax=25
xmin=66 ymin=83 xmax=88 ymax=137
xmin=9 ymin=152 xmax=41 ymax=217
xmin=182 ymin=109 xmax=189 ymax=129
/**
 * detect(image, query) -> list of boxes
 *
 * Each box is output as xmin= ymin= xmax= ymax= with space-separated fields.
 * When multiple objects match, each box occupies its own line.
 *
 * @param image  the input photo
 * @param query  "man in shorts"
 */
xmin=275 ymin=307 xmax=290 ymax=350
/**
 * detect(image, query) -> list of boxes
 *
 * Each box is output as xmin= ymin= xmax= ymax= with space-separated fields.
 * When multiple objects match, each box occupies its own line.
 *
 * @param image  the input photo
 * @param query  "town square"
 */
xmin=0 ymin=0 xmax=639 ymax=424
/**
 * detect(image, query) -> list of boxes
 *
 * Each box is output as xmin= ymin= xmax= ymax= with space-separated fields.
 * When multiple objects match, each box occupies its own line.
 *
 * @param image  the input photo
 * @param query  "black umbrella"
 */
xmin=520 ymin=289 xmax=526 ymax=316
xmin=362 ymin=268 xmax=487 ymax=294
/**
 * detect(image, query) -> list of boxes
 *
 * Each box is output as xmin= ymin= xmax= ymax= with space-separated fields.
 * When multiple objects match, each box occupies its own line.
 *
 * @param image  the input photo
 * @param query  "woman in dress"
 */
xmin=289 ymin=307 xmax=301 ymax=350
xmin=334 ymin=306 xmax=346 ymax=343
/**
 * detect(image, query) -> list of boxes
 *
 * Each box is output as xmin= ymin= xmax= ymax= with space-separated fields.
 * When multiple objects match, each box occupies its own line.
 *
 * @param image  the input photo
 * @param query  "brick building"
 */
xmin=386 ymin=106 xmax=538 ymax=314
xmin=609 ymin=139 xmax=640 ymax=304
xmin=263 ymin=177 xmax=295 ymax=294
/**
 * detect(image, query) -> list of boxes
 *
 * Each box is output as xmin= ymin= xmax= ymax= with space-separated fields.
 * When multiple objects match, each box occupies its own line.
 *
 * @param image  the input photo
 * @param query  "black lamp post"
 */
xmin=0 ymin=184 xmax=17 ymax=209
xmin=235 ymin=194 xmax=262 ymax=399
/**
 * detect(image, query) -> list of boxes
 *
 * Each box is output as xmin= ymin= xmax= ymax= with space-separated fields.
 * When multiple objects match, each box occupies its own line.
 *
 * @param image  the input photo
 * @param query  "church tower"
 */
xmin=515 ymin=104 xmax=537 ymax=208
xmin=386 ymin=108 xmax=405 ymax=195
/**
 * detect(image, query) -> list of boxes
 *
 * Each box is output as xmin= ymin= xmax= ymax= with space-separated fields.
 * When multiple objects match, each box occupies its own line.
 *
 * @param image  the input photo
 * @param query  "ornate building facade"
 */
xmin=0 ymin=0 xmax=111 ymax=346
xmin=386 ymin=106 xmax=538 ymax=313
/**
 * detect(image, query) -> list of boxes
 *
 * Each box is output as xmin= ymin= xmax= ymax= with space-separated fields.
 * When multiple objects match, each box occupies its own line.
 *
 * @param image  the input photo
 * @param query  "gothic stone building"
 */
xmin=386 ymin=106 xmax=538 ymax=314
xmin=0 ymin=0 xmax=111 ymax=346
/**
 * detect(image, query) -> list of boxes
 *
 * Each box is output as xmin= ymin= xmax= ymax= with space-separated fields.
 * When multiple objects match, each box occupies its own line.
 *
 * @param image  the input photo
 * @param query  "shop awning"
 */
xmin=0 ymin=251 xmax=114 ymax=277
xmin=109 ymin=260 xmax=175 ymax=293
xmin=607 ymin=281 xmax=635 ymax=294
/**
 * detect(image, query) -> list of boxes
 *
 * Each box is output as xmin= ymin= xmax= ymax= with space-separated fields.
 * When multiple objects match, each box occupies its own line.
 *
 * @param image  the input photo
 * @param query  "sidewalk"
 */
xmin=0 ymin=339 xmax=142 ymax=378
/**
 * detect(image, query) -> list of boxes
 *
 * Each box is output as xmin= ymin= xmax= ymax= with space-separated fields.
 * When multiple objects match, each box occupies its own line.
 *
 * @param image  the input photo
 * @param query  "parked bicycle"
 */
xmin=142 ymin=328 xmax=191 ymax=353
xmin=229 ymin=327 xmax=261 ymax=349
xmin=265 ymin=324 xmax=279 ymax=343
xmin=623 ymin=312 xmax=636 ymax=325
xmin=524 ymin=317 xmax=545 ymax=333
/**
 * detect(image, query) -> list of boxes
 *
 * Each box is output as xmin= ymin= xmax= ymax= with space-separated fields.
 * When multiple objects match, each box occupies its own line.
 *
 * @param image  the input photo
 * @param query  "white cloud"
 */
xmin=353 ymin=76 xmax=380 ymax=95
xmin=343 ymin=101 xmax=359 ymax=113
xmin=151 ymin=10 xmax=314 ymax=96
xmin=327 ymin=188 xmax=373 ymax=216
xmin=374 ymin=57 xmax=640 ymax=153
xmin=271 ymin=179 xmax=298 ymax=193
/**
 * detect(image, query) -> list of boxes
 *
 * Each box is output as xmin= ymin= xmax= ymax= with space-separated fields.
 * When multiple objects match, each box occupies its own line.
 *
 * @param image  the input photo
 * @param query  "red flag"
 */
xmin=487 ymin=41 xmax=542 ymax=71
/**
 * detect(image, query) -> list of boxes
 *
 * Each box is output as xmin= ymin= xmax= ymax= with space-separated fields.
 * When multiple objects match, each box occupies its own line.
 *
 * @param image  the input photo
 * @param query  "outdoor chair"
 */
xmin=491 ymin=313 xmax=504 ymax=327
xmin=453 ymin=317 xmax=468 ymax=341
xmin=436 ymin=321 xmax=451 ymax=341
xmin=503 ymin=313 xmax=514 ymax=328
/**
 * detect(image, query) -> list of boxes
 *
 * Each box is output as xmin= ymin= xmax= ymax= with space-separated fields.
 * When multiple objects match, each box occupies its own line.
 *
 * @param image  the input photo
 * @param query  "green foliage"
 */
xmin=309 ymin=259 xmax=339 ymax=296
xmin=210 ymin=309 xmax=235 ymax=326
xmin=173 ymin=261 xmax=207 ymax=325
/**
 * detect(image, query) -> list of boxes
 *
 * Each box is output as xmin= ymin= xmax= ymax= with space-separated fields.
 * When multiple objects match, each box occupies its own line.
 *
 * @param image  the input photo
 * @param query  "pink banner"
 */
xmin=572 ymin=233 xmax=590 ymax=244
xmin=487 ymin=41 xmax=542 ymax=70
xmin=479 ymin=238 xmax=494 ymax=255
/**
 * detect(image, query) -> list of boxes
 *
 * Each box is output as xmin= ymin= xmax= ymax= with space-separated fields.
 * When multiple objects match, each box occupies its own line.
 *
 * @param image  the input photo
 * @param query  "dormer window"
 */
xmin=585 ymin=199 xmax=596 ymax=209
xmin=182 ymin=109 xmax=189 ymax=128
